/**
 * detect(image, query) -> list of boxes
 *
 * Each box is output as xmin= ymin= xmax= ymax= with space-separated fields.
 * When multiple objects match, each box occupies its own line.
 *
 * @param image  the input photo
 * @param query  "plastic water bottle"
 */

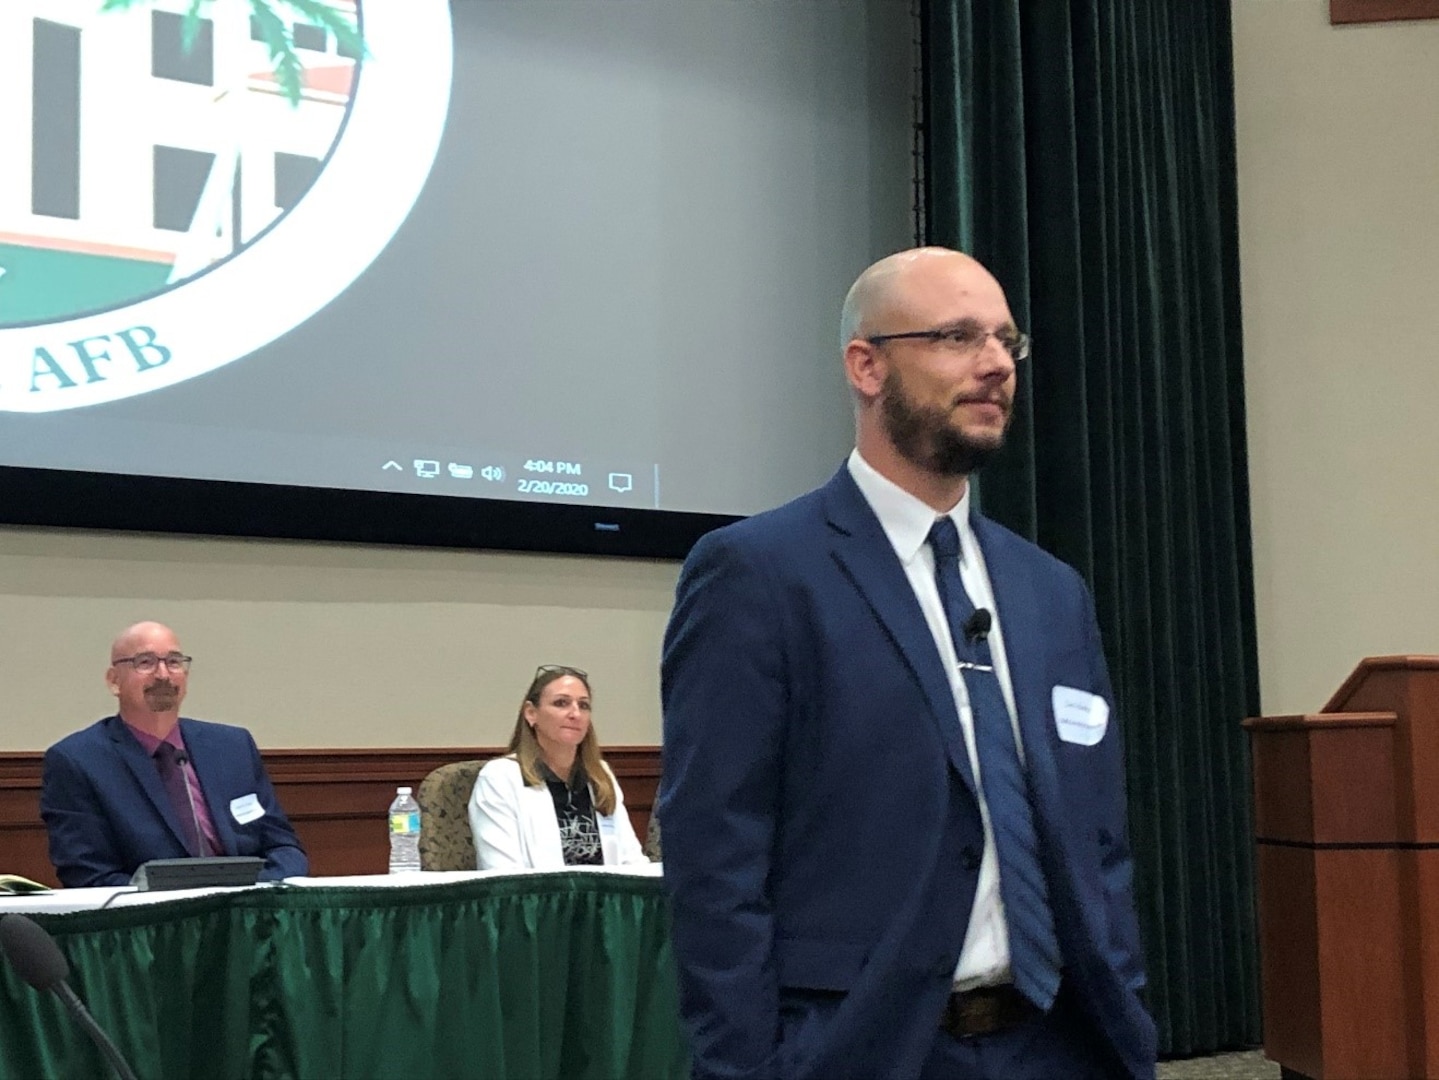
xmin=388 ymin=786 xmax=422 ymax=873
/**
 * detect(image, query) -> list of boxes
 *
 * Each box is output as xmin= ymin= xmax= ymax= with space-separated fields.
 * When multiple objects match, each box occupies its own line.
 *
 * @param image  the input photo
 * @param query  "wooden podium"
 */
xmin=1245 ymin=656 xmax=1439 ymax=1080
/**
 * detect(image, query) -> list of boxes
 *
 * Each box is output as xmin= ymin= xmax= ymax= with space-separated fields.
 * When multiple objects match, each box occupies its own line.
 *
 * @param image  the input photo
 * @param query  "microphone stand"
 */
xmin=53 ymin=982 xmax=140 ymax=1080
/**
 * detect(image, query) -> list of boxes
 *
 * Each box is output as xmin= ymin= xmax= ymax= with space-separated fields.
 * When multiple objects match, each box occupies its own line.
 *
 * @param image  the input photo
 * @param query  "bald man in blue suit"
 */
xmin=658 ymin=249 xmax=1155 ymax=1079
xmin=41 ymin=621 xmax=307 ymax=888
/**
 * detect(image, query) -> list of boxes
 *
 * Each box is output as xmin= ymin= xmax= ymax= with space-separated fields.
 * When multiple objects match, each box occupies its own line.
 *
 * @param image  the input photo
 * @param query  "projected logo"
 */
xmin=0 ymin=0 xmax=452 ymax=412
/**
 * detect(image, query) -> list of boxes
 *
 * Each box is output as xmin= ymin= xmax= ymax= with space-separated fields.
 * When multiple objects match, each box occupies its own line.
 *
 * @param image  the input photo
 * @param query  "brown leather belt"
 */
xmin=938 ymin=983 xmax=1036 ymax=1039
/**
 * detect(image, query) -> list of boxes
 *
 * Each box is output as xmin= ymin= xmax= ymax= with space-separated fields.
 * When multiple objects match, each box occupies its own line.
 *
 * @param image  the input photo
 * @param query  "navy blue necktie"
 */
xmin=928 ymin=516 xmax=1062 ymax=1011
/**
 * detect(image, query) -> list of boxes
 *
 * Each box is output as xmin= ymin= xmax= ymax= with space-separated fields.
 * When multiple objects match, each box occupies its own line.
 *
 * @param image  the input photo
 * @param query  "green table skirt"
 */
xmin=0 ymin=873 xmax=689 ymax=1079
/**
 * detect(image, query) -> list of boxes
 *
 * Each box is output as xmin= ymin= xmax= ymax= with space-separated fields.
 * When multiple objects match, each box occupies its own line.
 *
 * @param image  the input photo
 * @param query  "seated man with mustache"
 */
xmin=40 ymin=621 xmax=308 ymax=887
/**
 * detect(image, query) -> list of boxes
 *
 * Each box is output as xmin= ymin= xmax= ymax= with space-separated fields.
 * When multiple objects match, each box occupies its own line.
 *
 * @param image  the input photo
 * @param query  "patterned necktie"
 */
xmin=154 ymin=742 xmax=204 ymax=857
xmin=928 ymin=516 xmax=1062 ymax=1011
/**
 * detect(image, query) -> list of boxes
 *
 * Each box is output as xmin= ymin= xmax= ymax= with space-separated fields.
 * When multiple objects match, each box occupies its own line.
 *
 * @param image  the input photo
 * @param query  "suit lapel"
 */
xmin=105 ymin=715 xmax=190 ymax=852
xmin=970 ymin=516 xmax=1067 ymax=844
xmin=182 ymin=721 xmax=236 ymax=855
xmin=822 ymin=470 xmax=978 ymax=797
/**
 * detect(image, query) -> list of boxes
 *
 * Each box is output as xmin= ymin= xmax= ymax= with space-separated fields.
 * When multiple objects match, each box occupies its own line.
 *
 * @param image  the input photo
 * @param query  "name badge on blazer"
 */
xmin=1052 ymin=686 xmax=1109 ymax=746
xmin=230 ymin=793 xmax=265 ymax=825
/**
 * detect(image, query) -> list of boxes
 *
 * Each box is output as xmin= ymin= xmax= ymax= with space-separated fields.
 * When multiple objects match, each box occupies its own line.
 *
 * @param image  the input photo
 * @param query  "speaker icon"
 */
xmin=479 ymin=465 xmax=505 ymax=482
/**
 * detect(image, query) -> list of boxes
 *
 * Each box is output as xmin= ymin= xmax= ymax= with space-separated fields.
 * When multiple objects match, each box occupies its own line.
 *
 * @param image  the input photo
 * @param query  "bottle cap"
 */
xmin=397 ymin=786 xmax=412 ymax=795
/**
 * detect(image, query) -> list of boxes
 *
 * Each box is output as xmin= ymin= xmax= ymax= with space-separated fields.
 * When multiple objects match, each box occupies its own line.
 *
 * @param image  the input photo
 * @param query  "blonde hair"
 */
xmin=508 ymin=666 xmax=616 ymax=816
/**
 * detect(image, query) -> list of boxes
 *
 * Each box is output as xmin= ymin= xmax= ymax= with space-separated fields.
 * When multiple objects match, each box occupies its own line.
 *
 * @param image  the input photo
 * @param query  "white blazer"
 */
xmin=468 ymin=755 xmax=649 ymax=871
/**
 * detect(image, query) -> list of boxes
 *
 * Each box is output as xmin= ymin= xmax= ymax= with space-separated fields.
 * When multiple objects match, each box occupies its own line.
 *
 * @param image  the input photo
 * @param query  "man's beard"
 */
xmin=880 ymin=369 xmax=1011 ymax=477
xmin=143 ymin=682 xmax=179 ymax=710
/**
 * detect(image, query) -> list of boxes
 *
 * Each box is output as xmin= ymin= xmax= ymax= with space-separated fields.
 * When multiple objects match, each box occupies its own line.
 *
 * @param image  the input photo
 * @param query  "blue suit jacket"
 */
xmin=659 ymin=468 xmax=1155 ymax=1079
xmin=40 ymin=715 xmax=308 ymax=888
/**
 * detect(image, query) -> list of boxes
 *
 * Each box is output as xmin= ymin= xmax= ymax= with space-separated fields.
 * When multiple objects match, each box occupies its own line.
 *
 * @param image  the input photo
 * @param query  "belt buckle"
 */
xmin=953 ymin=991 xmax=1003 ymax=1036
xmin=941 ymin=985 xmax=1024 ymax=1040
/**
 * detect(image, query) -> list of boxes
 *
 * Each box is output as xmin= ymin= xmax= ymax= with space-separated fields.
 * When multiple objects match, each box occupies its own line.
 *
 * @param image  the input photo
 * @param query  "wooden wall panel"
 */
xmin=1331 ymin=0 xmax=1439 ymax=23
xmin=0 ymin=747 xmax=660 ymax=886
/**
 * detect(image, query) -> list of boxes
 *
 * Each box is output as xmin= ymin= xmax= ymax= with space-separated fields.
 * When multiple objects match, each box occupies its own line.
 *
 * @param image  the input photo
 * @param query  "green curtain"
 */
xmin=923 ymin=0 xmax=1261 ymax=1057
xmin=0 ymin=874 xmax=688 ymax=1080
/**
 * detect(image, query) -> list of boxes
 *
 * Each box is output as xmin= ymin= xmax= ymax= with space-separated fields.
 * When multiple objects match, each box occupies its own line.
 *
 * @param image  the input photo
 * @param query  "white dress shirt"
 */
xmin=846 ymin=448 xmax=1023 ymax=989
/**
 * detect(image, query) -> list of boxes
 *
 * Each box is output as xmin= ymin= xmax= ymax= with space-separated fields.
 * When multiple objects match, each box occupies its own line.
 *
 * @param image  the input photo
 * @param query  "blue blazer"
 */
xmin=40 ymin=715 xmax=308 ymax=888
xmin=659 ymin=468 xmax=1155 ymax=1079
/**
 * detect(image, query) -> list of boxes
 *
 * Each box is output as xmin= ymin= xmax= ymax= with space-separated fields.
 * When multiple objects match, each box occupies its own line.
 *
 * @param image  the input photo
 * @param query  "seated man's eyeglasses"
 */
xmin=865 ymin=320 xmax=1031 ymax=363
xmin=113 ymin=653 xmax=193 ymax=674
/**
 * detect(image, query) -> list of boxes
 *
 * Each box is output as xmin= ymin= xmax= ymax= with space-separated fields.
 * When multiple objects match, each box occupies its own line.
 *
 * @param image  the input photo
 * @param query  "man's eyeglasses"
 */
xmin=113 ymin=653 xmax=192 ymax=675
xmin=865 ymin=321 xmax=1031 ymax=363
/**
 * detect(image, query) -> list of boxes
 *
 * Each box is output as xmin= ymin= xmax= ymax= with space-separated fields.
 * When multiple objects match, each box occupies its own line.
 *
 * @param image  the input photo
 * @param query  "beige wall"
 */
xmin=1234 ymin=1 xmax=1439 ymax=713
xmin=0 ymin=526 xmax=679 ymax=751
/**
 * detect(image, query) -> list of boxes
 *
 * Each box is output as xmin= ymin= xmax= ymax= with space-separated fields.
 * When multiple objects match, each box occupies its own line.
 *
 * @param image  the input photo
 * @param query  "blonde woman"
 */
xmin=469 ymin=665 xmax=647 ymax=870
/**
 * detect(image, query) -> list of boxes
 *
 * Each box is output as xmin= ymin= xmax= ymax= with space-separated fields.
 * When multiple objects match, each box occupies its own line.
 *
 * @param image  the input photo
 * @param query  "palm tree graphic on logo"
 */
xmin=0 ymin=0 xmax=367 ymax=328
xmin=104 ymin=0 xmax=367 ymax=106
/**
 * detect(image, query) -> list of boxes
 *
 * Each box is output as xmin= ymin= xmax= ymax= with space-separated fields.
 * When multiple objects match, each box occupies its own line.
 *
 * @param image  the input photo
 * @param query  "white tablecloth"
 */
xmin=0 ymin=862 xmax=663 ymax=915
xmin=0 ymin=883 xmax=268 ymax=915
xmin=283 ymin=863 xmax=663 ymax=889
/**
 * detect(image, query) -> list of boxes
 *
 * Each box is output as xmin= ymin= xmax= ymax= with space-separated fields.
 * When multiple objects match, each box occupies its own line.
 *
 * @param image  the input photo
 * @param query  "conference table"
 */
xmin=0 ymin=865 xmax=689 ymax=1079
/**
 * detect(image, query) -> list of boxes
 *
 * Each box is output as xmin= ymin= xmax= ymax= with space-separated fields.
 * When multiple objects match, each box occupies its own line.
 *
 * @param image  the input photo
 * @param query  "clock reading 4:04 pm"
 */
xmin=523 ymin=460 xmax=584 ymax=476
